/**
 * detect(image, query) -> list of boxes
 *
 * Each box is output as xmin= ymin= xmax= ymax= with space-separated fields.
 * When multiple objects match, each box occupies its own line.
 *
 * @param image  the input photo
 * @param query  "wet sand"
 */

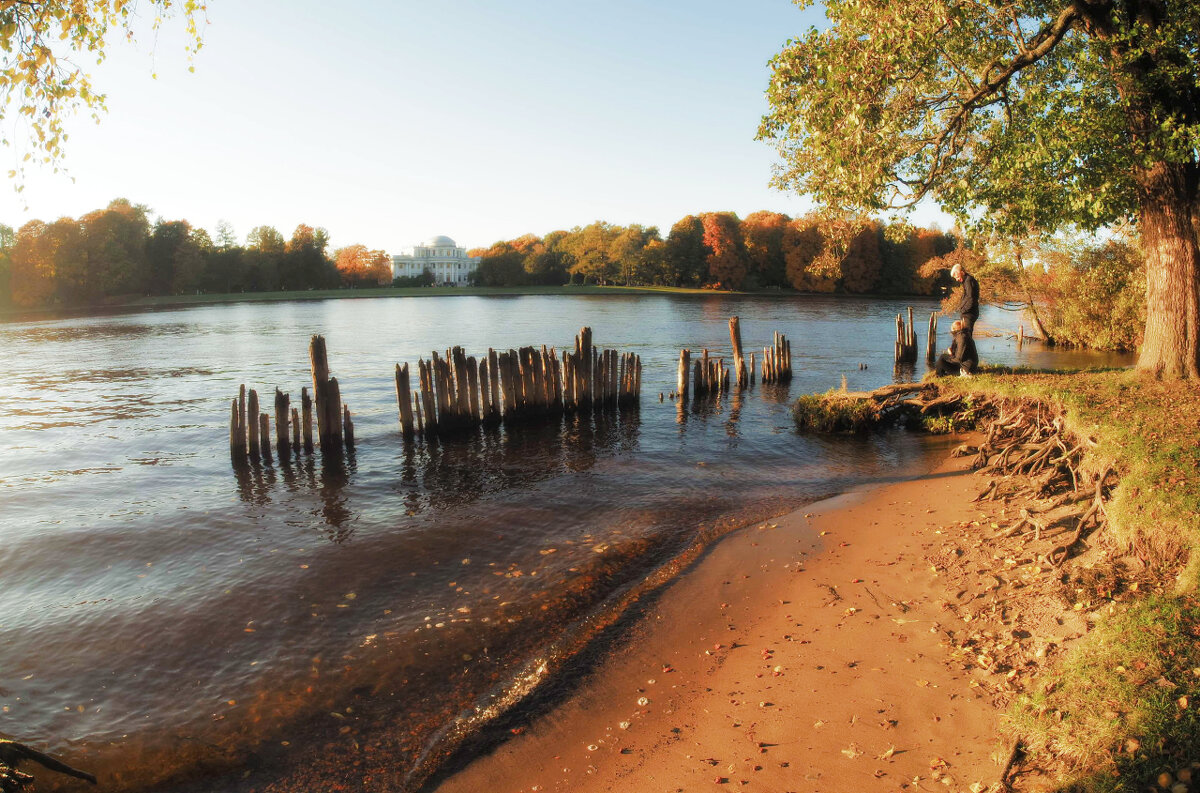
xmin=432 ymin=445 xmax=1006 ymax=793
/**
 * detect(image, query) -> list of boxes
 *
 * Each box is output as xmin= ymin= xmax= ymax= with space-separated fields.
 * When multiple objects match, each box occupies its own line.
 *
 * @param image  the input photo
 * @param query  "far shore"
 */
xmin=0 ymin=284 xmax=940 ymax=322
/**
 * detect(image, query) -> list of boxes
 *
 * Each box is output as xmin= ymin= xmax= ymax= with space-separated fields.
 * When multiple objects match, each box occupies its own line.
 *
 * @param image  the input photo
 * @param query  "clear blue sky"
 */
xmin=0 ymin=0 xmax=947 ymax=253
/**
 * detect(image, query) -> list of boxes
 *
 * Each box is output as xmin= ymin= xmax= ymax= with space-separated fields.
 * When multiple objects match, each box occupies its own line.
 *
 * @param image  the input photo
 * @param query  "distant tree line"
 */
xmin=0 ymin=198 xmax=395 ymax=309
xmin=468 ymin=212 xmax=960 ymax=294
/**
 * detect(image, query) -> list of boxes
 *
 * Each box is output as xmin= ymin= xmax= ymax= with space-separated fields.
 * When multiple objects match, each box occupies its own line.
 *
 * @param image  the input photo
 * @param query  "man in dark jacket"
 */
xmin=935 ymin=320 xmax=979 ymax=376
xmin=950 ymin=262 xmax=979 ymax=333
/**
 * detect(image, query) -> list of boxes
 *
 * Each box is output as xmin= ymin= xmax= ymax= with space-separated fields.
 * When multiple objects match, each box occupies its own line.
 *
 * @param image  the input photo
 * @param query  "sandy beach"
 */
xmin=429 ymin=441 xmax=1015 ymax=793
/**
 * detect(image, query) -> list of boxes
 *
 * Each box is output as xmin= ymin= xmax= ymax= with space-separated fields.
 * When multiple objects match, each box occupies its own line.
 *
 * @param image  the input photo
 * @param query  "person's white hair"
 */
xmin=950 ymin=262 xmax=963 ymax=277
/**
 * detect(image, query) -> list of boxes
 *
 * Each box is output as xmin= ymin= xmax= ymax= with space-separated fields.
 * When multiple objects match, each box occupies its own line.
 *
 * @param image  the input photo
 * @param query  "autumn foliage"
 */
xmin=0 ymin=198 xmax=398 ymax=308
xmin=334 ymin=244 xmax=392 ymax=286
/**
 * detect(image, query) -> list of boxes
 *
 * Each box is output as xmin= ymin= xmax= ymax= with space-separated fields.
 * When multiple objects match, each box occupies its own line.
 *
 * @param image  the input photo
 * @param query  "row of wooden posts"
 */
xmin=229 ymin=335 xmax=356 ymax=463
xmin=230 ymin=310 xmax=951 ymax=462
xmin=393 ymin=327 xmax=642 ymax=438
xmin=230 ymin=329 xmax=642 ymax=461
xmin=894 ymin=308 xmax=946 ymax=365
xmin=673 ymin=318 xmax=793 ymax=400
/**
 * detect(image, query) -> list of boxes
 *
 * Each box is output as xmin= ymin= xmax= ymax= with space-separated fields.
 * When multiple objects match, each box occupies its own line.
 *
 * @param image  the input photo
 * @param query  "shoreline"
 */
xmin=427 ymin=437 xmax=1008 ymax=793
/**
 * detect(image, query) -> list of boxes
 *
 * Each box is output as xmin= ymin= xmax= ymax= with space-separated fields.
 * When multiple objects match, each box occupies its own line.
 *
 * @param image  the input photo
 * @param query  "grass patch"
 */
xmin=1009 ymin=596 xmax=1200 ymax=792
xmin=920 ymin=394 xmax=979 ymax=434
xmin=791 ymin=391 xmax=882 ymax=433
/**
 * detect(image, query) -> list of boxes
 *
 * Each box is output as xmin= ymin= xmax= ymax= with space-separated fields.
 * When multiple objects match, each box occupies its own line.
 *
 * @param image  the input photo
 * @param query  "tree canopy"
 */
xmin=0 ymin=0 xmax=206 ymax=182
xmin=760 ymin=0 xmax=1200 ymax=378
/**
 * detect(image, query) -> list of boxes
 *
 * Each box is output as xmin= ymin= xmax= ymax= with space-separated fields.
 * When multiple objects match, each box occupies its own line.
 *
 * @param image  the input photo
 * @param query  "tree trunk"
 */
xmin=1013 ymin=244 xmax=1054 ymax=345
xmin=1135 ymin=161 xmax=1200 ymax=379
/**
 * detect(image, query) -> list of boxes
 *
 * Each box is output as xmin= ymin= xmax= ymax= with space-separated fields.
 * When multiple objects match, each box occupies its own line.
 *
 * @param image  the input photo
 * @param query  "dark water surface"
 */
xmin=0 ymin=294 xmax=1131 ymax=790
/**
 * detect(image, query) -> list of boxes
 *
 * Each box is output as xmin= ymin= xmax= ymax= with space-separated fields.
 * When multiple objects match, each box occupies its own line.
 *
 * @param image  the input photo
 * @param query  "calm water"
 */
xmin=0 ymin=294 xmax=1131 ymax=791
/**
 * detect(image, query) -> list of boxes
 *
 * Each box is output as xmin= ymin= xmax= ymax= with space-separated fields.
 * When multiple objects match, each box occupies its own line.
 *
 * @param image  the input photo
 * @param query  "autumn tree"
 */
xmin=46 ymin=217 xmax=89 ymax=303
xmin=79 ymin=199 xmax=150 ymax=297
xmin=839 ymin=220 xmax=883 ymax=294
xmin=761 ymin=0 xmax=1200 ymax=378
xmin=282 ymin=224 xmax=335 ymax=289
xmin=8 ymin=220 xmax=54 ymax=306
xmin=146 ymin=219 xmax=191 ymax=295
xmin=741 ymin=211 xmax=791 ymax=288
xmin=334 ymin=244 xmax=391 ymax=286
xmin=608 ymin=225 xmax=661 ymax=285
xmin=0 ymin=1 xmax=205 ymax=183
xmin=700 ymin=212 xmax=749 ymax=289
xmin=471 ymin=241 xmax=526 ymax=286
xmin=0 ymin=223 xmax=13 ymax=305
xmin=171 ymin=227 xmax=212 ymax=295
xmin=663 ymin=215 xmax=708 ymax=287
xmin=246 ymin=226 xmax=286 ymax=254
xmin=563 ymin=222 xmax=620 ymax=284
xmin=526 ymin=231 xmax=571 ymax=285
xmin=782 ymin=217 xmax=832 ymax=292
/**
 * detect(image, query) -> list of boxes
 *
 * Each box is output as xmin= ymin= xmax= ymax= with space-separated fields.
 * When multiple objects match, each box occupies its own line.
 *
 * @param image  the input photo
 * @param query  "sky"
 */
xmin=0 ymin=0 xmax=948 ymax=253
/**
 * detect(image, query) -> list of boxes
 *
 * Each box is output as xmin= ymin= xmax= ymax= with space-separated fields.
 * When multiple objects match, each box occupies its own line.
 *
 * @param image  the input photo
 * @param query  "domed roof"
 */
xmin=424 ymin=235 xmax=456 ymax=247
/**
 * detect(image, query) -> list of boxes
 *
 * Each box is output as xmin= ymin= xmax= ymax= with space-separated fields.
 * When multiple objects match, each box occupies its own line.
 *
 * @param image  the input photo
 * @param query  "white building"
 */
xmin=391 ymin=235 xmax=480 ymax=285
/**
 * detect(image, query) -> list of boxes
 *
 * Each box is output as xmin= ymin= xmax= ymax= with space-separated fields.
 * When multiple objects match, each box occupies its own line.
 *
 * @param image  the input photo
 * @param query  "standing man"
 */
xmin=950 ymin=262 xmax=979 ymax=334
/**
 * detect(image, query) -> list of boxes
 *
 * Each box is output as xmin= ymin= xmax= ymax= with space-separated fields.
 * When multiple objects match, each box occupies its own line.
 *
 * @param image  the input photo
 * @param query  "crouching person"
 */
xmin=935 ymin=320 xmax=979 ymax=377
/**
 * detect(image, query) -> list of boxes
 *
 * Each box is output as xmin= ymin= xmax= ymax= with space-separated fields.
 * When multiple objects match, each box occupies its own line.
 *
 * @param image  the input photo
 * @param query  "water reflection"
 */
xmin=232 ymin=409 xmax=645 ymax=540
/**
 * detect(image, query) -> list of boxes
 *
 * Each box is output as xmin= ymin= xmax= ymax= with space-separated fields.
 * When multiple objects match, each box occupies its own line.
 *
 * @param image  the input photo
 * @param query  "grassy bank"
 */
xmin=947 ymin=370 xmax=1200 ymax=793
xmin=795 ymin=369 xmax=1200 ymax=791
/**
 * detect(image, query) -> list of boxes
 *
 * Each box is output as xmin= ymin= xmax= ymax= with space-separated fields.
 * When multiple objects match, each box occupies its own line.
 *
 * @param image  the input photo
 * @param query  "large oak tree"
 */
xmin=760 ymin=0 xmax=1199 ymax=378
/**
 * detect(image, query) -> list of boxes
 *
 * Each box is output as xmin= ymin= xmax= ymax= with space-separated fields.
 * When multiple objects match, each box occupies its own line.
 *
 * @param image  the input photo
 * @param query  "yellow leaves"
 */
xmin=0 ymin=0 xmax=204 ymax=182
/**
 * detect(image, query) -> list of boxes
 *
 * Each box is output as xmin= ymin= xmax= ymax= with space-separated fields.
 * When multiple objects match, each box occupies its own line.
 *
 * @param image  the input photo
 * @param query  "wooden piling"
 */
xmin=396 ymin=363 xmax=415 ymax=438
xmin=274 ymin=388 xmax=290 ymax=456
xmin=327 ymin=377 xmax=343 ymax=445
xmin=418 ymin=359 xmax=438 ymax=435
xmin=258 ymin=413 xmax=272 ymax=462
xmin=291 ymin=407 xmax=300 ymax=454
xmin=230 ymin=400 xmax=244 ymax=461
xmin=453 ymin=347 xmax=472 ymax=422
xmin=488 ymin=348 xmax=501 ymax=419
xmin=894 ymin=310 xmax=919 ymax=363
xmin=301 ymin=387 xmax=314 ymax=454
xmin=578 ymin=327 xmax=593 ymax=408
xmin=926 ymin=312 xmax=938 ymax=363
xmin=247 ymin=388 xmax=260 ymax=458
xmin=343 ymin=405 xmax=355 ymax=449
xmin=467 ymin=355 xmax=482 ymax=422
xmin=478 ymin=358 xmax=493 ymax=423
xmin=309 ymin=335 xmax=330 ymax=447
xmin=729 ymin=317 xmax=747 ymax=388
xmin=238 ymin=385 xmax=247 ymax=445
xmin=432 ymin=352 xmax=451 ymax=429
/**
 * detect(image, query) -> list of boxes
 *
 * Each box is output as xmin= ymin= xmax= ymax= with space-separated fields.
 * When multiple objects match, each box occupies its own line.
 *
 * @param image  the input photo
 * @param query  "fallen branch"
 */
xmin=0 ymin=740 xmax=97 ymax=792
